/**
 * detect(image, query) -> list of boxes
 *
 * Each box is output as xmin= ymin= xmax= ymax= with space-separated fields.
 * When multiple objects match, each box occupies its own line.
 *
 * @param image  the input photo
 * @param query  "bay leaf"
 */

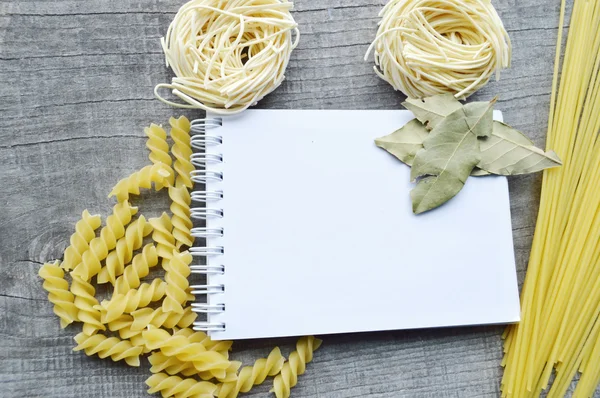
xmin=375 ymin=118 xmax=492 ymax=177
xmin=410 ymin=100 xmax=495 ymax=214
xmin=477 ymin=121 xmax=562 ymax=175
xmin=402 ymin=94 xmax=462 ymax=130
xmin=374 ymin=119 xmax=429 ymax=166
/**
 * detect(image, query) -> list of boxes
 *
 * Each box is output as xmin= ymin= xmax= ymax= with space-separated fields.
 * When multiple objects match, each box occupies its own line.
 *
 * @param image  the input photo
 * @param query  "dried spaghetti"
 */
xmin=155 ymin=0 xmax=300 ymax=115
xmin=501 ymin=0 xmax=600 ymax=396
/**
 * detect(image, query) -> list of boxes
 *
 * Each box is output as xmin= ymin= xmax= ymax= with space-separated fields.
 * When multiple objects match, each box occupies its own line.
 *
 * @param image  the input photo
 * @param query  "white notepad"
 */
xmin=191 ymin=109 xmax=520 ymax=340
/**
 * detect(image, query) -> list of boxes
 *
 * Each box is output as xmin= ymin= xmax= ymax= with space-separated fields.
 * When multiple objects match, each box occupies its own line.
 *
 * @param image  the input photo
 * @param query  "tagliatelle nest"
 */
xmin=365 ymin=0 xmax=511 ymax=99
xmin=155 ymin=0 xmax=300 ymax=115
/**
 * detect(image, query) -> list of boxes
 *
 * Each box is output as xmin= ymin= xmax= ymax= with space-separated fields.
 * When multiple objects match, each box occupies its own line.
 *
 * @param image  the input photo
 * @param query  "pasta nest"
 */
xmin=156 ymin=0 xmax=300 ymax=114
xmin=366 ymin=0 xmax=511 ymax=99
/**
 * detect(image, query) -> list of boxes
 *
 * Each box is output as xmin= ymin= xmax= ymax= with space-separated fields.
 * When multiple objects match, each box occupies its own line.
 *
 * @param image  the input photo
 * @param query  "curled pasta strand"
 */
xmin=114 ymin=244 xmax=159 ymax=294
xmin=156 ymin=0 xmax=299 ymax=114
xmin=170 ymin=116 xmax=194 ymax=189
xmin=109 ymin=163 xmax=172 ymax=202
xmin=98 ymin=278 xmax=167 ymax=323
xmin=72 ymin=201 xmax=138 ymax=281
xmin=142 ymin=327 xmax=231 ymax=375
xmin=149 ymin=212 xmax=177 ymax=260
xmin=271 ymin=336 xmax=323 ymax=398
xmin=97 ymin=215 xmax=153 ymax=284
xmin=61 ymin=210 xmax=102 ymax=271
xmin=108 ymin=306 xmax=196 ymax=342
xmin=365 ymin=0 xmax=511 ymax=99
xmin=169 ymin=185 xmax=194 ymax=248
xmin=73 ymin=332 xmax=143 ymax=367
xmin=145 ymin=373 xmax=217 ymax=398
xmin=217 ymin=347 xmax=285 ymax=398
xmin=149 ymin=354 xmax=239 ymax=382
xmin=162 ymin=250 xmax=193 ymax=314
xmin=145 ymin=123 xmax=175 ymax=190
xmin=38 ymin=261 xmax=78 ymax=328
xmin=70 ymin=275 xmax=105 ymax=335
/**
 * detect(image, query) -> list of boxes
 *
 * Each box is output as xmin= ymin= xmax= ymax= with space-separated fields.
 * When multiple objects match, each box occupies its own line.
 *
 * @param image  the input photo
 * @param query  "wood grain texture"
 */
xmin=0 ymin=0 xmax=598 ymax=397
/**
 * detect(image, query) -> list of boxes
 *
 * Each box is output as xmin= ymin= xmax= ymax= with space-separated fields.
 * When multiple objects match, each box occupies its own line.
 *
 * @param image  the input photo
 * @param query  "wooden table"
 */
xmin=2 ymin=0 xmax=596 ymax=397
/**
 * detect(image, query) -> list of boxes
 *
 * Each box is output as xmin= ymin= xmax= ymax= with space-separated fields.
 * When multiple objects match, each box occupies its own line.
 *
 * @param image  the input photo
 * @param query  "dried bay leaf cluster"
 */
xmin=38 ymin=116 xmax=321 ymax=398
xmin=375 ymin=94 xmax=562 ymax=214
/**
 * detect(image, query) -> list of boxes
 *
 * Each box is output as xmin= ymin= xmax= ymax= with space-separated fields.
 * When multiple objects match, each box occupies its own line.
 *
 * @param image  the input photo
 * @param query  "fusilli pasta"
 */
xmin=149 ymin=212 xmax=177 ymax=260
xmin=145 ymin=123 xmax=175 ymax=189
xmin=38 ymin=261 xmax=78 ymax=328
xmin=169 ymin=116 xmax=194 ymax=189
xmin=271 ymin=336 xmax=322 ymax=398
xmin=109 ymin=163 xmax=172 ymax=202
xmin=162 ymin=249 xmax=192 ymax=314
xmin=98 ymin=278 xmax=166 ymax=323
xmin=70 ymin=275 xmax=105 ymax=335
xmin=97 ymin=215 xmax=153 ymax=284
xmin=143 ymin=327 xmax=231 ymax=376
xmin=130 ymin=306 xmax=196 ymax=331
xmin=114 ymin=244 xmax=159 ymax=294
xmin=217 ymin=347 xmax=285 ymax=398
xmin=169 ymin=185 xmax=193 ymax=248
xmin=72 ymin=201 xmax=137 ymax=281
xmin=62 ymin=210 xmax=102 ymax=271
xmin=146 ymin=373 xmax=217 ymax=398
xmin=73 ymin=332 xmax=143 ymax=367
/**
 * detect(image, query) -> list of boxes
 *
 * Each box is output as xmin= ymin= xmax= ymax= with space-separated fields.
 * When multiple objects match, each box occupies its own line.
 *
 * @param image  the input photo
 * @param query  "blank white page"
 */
xmin=203 ymin=109 xmax=520 ymax=340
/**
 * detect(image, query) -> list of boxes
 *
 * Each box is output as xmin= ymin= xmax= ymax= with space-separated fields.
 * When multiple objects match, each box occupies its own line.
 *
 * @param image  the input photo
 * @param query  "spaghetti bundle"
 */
xmin=155 ymin=0 xmax=300 ymax=115
xmin=365 ymin=0 xmax=511 ymax=99
xmin=501 ymin=0 xmax=600 ymax=396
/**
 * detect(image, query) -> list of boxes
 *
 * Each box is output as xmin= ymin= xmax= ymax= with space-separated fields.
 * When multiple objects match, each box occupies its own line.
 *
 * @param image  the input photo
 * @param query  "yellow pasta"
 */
xmin=97 ymin=215 xmax=153 ymax=284
xmin=169 ymin=116 xmax=193 ymax=189
xmin=217 ymin=347 xmax=285 ymax=398
xmin=70 ymin=275 xmax=105 ymax=336
xmin=149 ymin=212 xmax=177 ymax=260
xmin=143 ymin=327 xmax=231 ymax=376
xmin=500 ymin=0 xmax=600 ymax=395
xmin=146 ymin=373 xmax=217 ymax=398
xmin=162 ymin=249 xmax=192 ymax=314
xmin=108 ymin=306 xmax=196 ymax=341
xmin=109 ymin=163 xmax=172 ymax=202
xmin=113 ymin=244 xmax=159 ymax=294
xmin=145 ymin=123 xmax=175 ymax=189
xmin=169 ymin=185 xmax=193 ymax=248
xmin=38 ymin=261 xmax=78 ymax=328
xmin=61 ymin=210 xmax=102 ymax=271
xmin=73 ymin=332 xmax=143 ymax=367
xmin=271 ymin=336 xmax=322 ymax=398
xmin=72 ymin=201 xmax=138 ymax=281
xmin=98 ymin=278 xmax=166 ymax=323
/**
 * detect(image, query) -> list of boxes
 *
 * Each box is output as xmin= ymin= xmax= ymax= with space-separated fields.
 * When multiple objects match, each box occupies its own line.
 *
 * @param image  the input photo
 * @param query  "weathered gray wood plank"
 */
xmin=0 ymin=0 xmax=597 ymax=397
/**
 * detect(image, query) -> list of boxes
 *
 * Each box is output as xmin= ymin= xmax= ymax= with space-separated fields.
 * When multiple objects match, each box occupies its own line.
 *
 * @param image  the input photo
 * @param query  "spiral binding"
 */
xmin=189 ymin=118 xmax=226 ymax=333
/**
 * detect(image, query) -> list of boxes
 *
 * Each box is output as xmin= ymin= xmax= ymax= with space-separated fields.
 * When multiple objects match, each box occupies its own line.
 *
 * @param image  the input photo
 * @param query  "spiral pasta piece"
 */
xmin=149 ymin=354 xmax=240 ymax=382
xmin=70 ymin=275 xmax=105 ymax=335
xmin=149 ymin=212 xmax=177 ymax=260
xmin=271 ymin=336 xmax=322 ymax=398
xmin=114 ymin=244 xmax=159 ymax=294
xmin=72 ymin=201 xmax=137 ymax=281
xmin=365 ymin=0 xmax=511 ymax=99
xmin=162 ymin=249 xmax=193 ymax=314
xmin=73 ymin=332 xmax=143 ymax=367
xmin=61 ymin=210 xmax=102 ymax=271
xmin=38 ymin=261 xmax=78 ymax=328
xmin=98 ymin=278 xmax=167 ymax=323
xmin=146 ymin=373 xmax=217 ymax=398
xmin=106 ymin=314 xmax=140 ymax=339
xmin=217 ymin=347 xmax=285 ymax=398
xmin=109 ymin=163 xmax=172 ymax=202
xmin=143 ymin=327 xmax=231 ymax=375
xmin=97 ymin=216 xmax=153 ymax=284
xmin=169 ymin=116 xmax=193 ymax=189
xmin=130 ymin=306 xmax=197 ymax=332
xmin=169 ymin=185 xmax=193 ymax=248
xmin=145 ymin=123 xmax=175 ymax=189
